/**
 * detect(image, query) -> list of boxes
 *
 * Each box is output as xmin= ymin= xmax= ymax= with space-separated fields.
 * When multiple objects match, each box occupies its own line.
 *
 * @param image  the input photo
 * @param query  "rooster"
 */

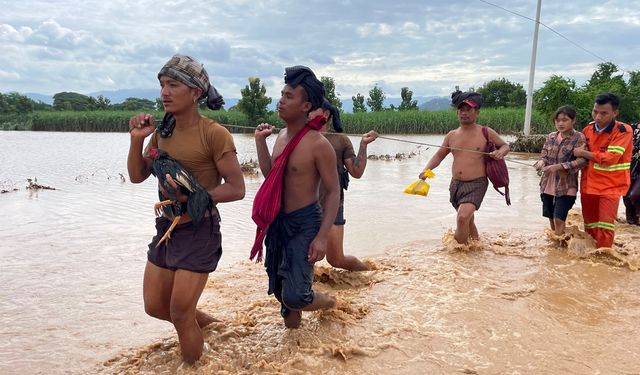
xmin=147 ymin=148 xmax=214 ymax=247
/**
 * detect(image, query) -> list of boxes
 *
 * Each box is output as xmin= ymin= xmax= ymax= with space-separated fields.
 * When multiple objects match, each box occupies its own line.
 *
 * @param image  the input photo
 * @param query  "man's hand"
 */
xmin=128 ymin=112 xmax=155 ymax=138
xmin=573 ymin=146 xmax=586 ymax=158
xmin=255 ymin=123 xmax=275 ymax=140
xmin=308 ymin=236 xmax=327 ymax=263
xmin=419 ymin=168 xmax=435 ymax=180
xmin=159 ymin=174 xmax=188 ymax=203
xmin=533 ymin=160 xmax=545 ymax=171
xmin=489 ymin=149 xmax=506 ymax=160
xmin=361 ymin=130 xmax=378 ymax=145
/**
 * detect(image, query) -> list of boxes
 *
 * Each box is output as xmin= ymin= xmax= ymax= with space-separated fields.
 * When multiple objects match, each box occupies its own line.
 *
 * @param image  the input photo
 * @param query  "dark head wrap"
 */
xmin=321 ymin=98 xmax=343 ymax=132
xmin=451 ymin=90 xmax=484 ymax=109
xmin=284 ymin=65 xmax=325 ymax=111
xmin=156 ymin=54 xmax=225 ymax=137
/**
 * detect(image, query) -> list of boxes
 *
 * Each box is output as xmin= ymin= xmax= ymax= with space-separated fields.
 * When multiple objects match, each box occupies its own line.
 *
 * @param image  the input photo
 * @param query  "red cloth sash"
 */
xmin=250 ymin=116 xmax=326 ymax=261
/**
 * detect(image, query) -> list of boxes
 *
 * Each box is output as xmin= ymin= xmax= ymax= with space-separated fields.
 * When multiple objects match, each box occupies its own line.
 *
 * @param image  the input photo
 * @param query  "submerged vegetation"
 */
xmin=26 ymin=178 xmax=56 ymax=191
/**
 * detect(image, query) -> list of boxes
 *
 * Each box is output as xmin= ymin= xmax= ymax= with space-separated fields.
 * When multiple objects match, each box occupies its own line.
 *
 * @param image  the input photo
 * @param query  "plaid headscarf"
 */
xmin=156 ymin=54 xmax=224 ymax=137
xmin=284 ymin=65 xmax=325 ymax=111
xmin=157 ymin=54 xmax=224 ymax=110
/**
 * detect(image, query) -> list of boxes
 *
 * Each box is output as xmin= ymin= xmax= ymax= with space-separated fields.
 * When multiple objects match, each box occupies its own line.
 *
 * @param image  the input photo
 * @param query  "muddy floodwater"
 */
xmin=1 ymin=131 xmax=638 ymax=374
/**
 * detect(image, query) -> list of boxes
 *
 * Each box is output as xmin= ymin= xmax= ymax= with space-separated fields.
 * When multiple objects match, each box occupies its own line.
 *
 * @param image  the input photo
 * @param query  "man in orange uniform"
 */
xmin=574 ymin=93 xmax=632 ymax=248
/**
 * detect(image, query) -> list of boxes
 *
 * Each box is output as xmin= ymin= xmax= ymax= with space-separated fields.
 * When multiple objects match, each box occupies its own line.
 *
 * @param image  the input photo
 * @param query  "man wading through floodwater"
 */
xmin=419 ymin=90 xmax=510 ymax=244
xmin=252 ymin=66 xmax=339 ymax=328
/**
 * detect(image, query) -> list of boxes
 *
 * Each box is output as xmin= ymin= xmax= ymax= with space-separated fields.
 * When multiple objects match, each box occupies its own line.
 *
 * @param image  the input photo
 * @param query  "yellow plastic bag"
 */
xmin=404 ymin=179 xmax=430 ymax=196
xmin=404 ymin=169 xmax=435 ymax=197
xmin=420 ymin=168 xmax=435 ymax=179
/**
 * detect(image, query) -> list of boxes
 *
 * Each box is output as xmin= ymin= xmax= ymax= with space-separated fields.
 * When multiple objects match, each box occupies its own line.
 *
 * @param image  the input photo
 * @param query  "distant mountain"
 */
xmin=21 ymin=90 xmax=449 ymax=112
xmin=23 ymin=90 xmax=161 ymax=105
xmin=89 ymin=89 xmax=159 ymax=103
xmin=89 ymin=89 xmax=241 ymax=109
xmin=419 ymin=97 xmax=451 ymax=111
xmin=21 ymin=89 xmax=240 ymax=109
xmin=24 ymin=93 xmax=53 ymax=105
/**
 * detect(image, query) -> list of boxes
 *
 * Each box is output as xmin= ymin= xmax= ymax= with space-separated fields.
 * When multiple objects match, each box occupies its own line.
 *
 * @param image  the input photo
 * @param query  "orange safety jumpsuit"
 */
xmin=580 ymin=120 xmax=633 ymax=248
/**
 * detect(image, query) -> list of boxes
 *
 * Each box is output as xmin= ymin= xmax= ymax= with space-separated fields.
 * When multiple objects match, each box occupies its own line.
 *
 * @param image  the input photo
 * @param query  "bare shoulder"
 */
xmin=484 ymin=125 xmax=505 ymax=140
xmin=301 ymin=131 xmax=332 ymax=163
xmin=311 ymin=131 xmax=334 ymax=152
xmin=274 ymin=128 xmax=288 ymax=145
xmin=444 ymin=129 xmax=458 ymax=142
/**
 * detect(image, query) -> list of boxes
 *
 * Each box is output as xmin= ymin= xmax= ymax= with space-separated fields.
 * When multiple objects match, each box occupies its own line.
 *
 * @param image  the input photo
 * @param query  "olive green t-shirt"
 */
xmin=146 ymin=116 xmax=236 ymax=192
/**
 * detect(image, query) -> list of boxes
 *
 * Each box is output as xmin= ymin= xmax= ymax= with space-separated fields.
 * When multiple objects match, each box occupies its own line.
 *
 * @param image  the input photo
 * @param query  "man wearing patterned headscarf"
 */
xmin=253 ymin=65 xmax=339 ymax=328
xmin=155 ymin=54 xmax=225 ymax=137
xmin=127 ymin=54 xmax=245 ymax=364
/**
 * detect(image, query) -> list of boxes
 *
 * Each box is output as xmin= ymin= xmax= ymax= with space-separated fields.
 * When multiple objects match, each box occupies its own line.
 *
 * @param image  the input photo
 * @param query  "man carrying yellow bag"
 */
xmin=417 ymin=90 xmax=509 ymax=244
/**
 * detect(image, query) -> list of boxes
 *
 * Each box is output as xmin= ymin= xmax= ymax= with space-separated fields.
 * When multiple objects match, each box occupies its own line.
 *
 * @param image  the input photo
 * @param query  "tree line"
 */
xmin=0 ymin=91 xmax=158 ymax=113
xmin=225 ymin=62 xmax=640 ymax=126
xmin=2 ymin=62 xmax=638 ymax=128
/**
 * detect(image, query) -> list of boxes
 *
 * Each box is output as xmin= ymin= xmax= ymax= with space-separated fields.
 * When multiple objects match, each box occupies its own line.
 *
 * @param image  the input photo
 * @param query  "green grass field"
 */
xmin=0 ymin=108 xmax=554 ymax=135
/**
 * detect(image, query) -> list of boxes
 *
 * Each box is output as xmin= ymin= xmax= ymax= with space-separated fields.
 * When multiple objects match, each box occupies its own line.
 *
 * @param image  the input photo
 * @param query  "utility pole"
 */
xmin=524 ymin=0 xmax=542 ymax=135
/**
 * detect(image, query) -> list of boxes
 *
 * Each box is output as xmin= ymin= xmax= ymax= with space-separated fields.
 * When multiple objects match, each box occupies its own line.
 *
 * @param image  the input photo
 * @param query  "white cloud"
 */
xmin=356 ymin=22 xmax=395 ymax=37
xmin=0 ymin=24 xmax=33 ymax=42
xmin=0 ymin=70 xmax=21 ymax=80
xmin=0 ymin=0 xmax=638 ymax=101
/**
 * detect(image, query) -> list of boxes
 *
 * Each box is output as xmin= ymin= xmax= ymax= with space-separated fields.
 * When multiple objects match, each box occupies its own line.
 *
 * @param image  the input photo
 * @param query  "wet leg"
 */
xmin=143 ymin=262 xmax=216 ymax=328
xmin=170 ymin=269 xmax=209 ymax=364
xmin=283 ymin=311 xmax=302 ymax=328
xmin=455 ymin=203 xmax=476 ymax=244
xmin=553 ymin=219 xmax=566 ymax=235
xmin=326 ymin=225 xmax=369 ymax=271
xmin=143 ymin=261 xmax=174 ymax=322
xmin=469 ymin=212 xmax=479 ymax=241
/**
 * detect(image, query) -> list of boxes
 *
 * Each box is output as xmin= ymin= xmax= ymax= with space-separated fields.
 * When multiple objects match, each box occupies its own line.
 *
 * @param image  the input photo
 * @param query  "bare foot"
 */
xmin=302 ymin=292 xmax=337 ymax=311
xmin=196 ymin=310 xmax=220 ymax=329
xmin=363 ymin=259 xmax=379 ymax=270
xmin=283 ymin=310 xmax=302 ymax=329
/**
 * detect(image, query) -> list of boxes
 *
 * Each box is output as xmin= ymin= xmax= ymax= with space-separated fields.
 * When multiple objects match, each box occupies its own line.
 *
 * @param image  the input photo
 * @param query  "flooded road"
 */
xmin=0 ymin=131 xmax=638 ymax=374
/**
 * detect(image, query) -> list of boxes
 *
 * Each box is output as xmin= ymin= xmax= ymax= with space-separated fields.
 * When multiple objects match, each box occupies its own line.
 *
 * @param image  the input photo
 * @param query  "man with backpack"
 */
xmin=419 ymin=90 xmax=510 ymax=244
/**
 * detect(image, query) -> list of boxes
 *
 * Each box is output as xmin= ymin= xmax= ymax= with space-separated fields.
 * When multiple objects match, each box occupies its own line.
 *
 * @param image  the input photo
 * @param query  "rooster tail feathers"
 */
xmin=186 ymin=189 xmax=213 ymax=226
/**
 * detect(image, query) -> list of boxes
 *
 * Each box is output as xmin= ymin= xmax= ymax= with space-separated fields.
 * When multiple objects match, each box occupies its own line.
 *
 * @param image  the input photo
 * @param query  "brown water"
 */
xmin=1 ymin=131 xmax=638 ymax=375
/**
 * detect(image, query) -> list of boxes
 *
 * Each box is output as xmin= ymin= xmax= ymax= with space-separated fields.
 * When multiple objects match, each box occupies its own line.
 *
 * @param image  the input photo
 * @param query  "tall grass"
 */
xmin=31 ymin=111 xmax=148 ymax=132
xmin=340 ymin=108 xmax=552 ymax=135
xmin=2 ymin=108 xmax=555 ymax=135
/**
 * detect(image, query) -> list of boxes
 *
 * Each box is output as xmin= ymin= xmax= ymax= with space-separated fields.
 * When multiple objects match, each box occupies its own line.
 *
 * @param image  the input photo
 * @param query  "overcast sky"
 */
xmin=1 ymin=0 xmax=639 ymax=100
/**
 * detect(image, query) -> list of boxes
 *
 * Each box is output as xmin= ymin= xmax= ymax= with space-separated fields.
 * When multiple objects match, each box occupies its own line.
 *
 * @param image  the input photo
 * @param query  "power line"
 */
xmin=476 ymin=0 xmax=629 ymax=74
